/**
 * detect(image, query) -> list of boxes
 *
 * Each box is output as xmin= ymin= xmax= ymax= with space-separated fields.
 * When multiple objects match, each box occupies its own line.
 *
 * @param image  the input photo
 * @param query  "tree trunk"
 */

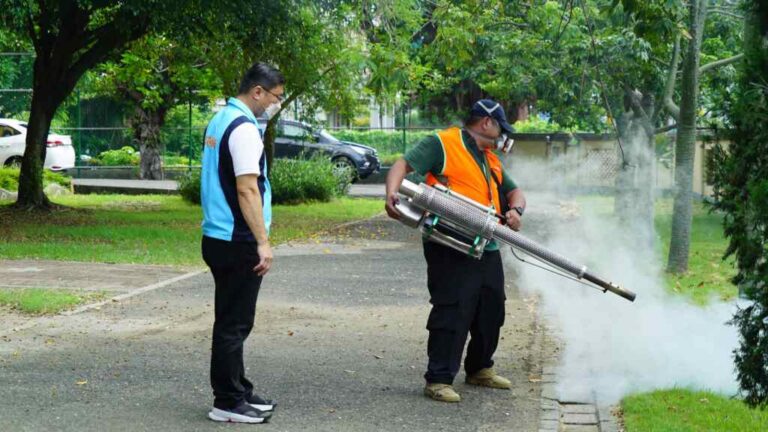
xmin=614 ymin=89 xmax=656 ymax=241
xmin=264 ymin=119 xmax=277 ymax=175
xmin=131 ymin=107 xmax=166 ymax=180
xmin=667 ymin=0 xmax=708 ymax=274
xmin=16 ymin=96 xmax=54 ymax=209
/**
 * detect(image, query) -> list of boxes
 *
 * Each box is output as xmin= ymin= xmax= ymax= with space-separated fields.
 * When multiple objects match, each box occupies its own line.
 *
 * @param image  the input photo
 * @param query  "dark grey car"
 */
xmin=264 ymin=119 xmax=380 ymax=181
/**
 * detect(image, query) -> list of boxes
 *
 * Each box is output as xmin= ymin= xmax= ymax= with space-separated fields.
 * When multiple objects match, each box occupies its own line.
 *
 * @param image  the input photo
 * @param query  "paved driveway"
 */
xmin=0 ymin=217 xmax=546 ymax=431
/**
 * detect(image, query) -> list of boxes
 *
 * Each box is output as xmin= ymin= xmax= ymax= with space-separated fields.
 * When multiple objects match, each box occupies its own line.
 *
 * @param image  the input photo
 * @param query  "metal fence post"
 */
xmin=76 ymin=89 xmax=81 ymax=166
xmin=401 ymin=103 xmax=407 ymax=153
xmin=188 ymin=90 xmax=192 ymax=171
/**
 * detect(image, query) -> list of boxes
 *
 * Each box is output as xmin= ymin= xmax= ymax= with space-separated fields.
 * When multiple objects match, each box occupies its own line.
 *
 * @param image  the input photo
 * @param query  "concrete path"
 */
xmin=71 ymin=178 xmax=385 ymax=199
xmin=0 ymin=217 xmax=548 ymax=431
xmin=72 ymin=178 xmax=180 ymax=194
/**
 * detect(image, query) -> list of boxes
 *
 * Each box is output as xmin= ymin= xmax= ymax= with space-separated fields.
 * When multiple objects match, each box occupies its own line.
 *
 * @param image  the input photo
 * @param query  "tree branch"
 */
xmin=655 ymin=123 xmax=677 ymax=134
xmin=699 ymin=53 xmax=744 ymax=74
xmin=663 ymin=34 xmax=681 ymax=121
xmin=61 ymin=19 xmax=149 ymax=104
xmin=709 ymin=7 xmax=744 ymax=20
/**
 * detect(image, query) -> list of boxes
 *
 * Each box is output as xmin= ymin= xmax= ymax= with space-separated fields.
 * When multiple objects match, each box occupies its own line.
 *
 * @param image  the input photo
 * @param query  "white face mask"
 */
xmin=264 ymin=102 xmax=282 ymax=120
xmin=495 ymin=134 xmax=514 ymax=153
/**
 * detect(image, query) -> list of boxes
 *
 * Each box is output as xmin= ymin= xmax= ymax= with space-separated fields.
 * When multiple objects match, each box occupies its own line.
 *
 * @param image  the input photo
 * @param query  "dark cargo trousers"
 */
xmin=422 ymin=241 xmax=506 ymax=385
xmin=202 ymin=236 xmax=263 ymax=409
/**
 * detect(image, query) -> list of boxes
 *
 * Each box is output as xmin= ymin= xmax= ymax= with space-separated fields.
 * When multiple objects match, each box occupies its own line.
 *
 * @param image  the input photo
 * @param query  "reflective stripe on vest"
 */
xmin=425 ymin=127 xmax=503 ymax=213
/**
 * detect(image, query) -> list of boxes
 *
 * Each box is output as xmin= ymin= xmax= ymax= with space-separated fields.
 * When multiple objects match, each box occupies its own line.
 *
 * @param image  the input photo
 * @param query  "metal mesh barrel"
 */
xmin=410 ymin=183 xmax=584 ymax=275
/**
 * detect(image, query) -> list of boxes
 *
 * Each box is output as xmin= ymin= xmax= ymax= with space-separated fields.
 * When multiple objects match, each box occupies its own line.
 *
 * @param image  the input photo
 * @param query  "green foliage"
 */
xmin=513 ymin=117 xmax=569 ymax=133
xmin=379 ymin=153 xmax=403 ymax=166
xmin=93 ymin=146 xmax=140 ymax=166
xmin=179 ymin=156 xmax=348 ymax=206
xmin=709 ymin=1 xmax=768 ymax=408
xmin=270 ymin=156 xmax=346 ymax=205
xmin=331 ymin=129 xmax=437 ymax=155
xmin=0 ymin=168 xmax=70 ymax=191
xmin=163 ymin=154 xmax=191 ymax=167
xmin=0 ymin=29 xmax=32 ymax=117
xmin=160 ymin=104 xmax=209 ymax=161
xmin=178 ymin=169 xmax=201 ymax=205
xmin=0 ymin=168 xmax=19 ymax=191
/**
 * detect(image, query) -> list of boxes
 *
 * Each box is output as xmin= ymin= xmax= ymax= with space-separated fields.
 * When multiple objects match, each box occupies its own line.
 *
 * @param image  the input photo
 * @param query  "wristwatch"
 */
xmin=513 ymin=206 xmax=525 ymax=216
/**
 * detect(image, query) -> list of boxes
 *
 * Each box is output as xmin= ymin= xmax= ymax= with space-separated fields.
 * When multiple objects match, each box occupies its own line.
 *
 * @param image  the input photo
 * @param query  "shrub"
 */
xmin=512 ymin=116 xmax=568 ymax=133
xmin=0 ymin=168 xmax=71 ymax=192
xmin=178 ymin=169 xmax=201 ymax=205
xmin=179 ymin=156 xmax=345 ymax=206
xmin=163 ymin=154 xmax=192 ymax=167
xmin=270 ymin=156 xmax=342 ymax=205
xmin=94 ymin=146 xmax=140 ymax=166
xmin=0 ymin=168 xmax=19 ymax=191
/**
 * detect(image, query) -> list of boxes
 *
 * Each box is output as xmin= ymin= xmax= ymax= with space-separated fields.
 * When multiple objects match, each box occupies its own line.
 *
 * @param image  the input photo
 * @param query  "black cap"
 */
xmin=470 ymin=99 xmax=515 ymax=134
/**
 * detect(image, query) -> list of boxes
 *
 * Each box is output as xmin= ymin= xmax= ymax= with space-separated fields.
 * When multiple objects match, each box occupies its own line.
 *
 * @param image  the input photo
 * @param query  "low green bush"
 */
xmin=270 ymin=156 xmax=345 ymax=205
xmin=513 ymin=117 xmax=569 ymax=133
xmin=0 ymin=168 xmax=19 ymax=191
xmin=94 ymin=146 xmax=140 ymax=166
xmin=178 ymin=169 xmax=201 ymax=205
xmin=179 ymin=156 xmax=347 ymax=206
xmin=163 ymin=154 xmax=192 ymax=166
xmin=0 ymin=168 xmax=70 ymax=192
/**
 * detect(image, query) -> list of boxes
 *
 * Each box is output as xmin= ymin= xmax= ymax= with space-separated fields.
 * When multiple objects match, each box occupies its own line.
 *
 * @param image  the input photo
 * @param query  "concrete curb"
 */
xmin=61 ymin=268 xmax=206 ymax=316
xmin=537 ymin=344 xmax=623 ymax=432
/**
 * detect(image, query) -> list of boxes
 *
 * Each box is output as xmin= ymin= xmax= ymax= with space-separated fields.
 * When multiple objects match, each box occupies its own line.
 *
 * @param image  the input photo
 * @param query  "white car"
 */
xmin=0 ymin=118 xmax=75 ymax=171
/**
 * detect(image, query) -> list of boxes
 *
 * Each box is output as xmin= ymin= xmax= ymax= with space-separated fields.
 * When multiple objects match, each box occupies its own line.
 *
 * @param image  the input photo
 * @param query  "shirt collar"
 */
xmin=227 ymin=97 xmax=258 ymax=124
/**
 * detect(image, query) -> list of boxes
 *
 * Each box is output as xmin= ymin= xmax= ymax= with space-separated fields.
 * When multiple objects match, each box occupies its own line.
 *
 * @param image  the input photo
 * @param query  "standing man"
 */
xmin=385 ymin=99 xmax=526 ymax=403
xmin=201 ymin=62 xmax=284 ymax=423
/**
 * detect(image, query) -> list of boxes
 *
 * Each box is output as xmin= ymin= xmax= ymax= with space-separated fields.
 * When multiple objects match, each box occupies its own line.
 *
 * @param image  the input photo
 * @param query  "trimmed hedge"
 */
xmin=179 ymin=156 xmax=349 ymax=206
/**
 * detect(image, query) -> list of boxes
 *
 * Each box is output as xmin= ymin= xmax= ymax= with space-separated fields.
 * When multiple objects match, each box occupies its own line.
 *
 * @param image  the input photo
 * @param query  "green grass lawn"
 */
xmin=654 ymin=199 xmax=738 ymax=305
xmin=0 ymin=288 xmax=105 ymax=315
xmin=0 ymin=194 xmax=383 ymax=266
xmin=622 ymin=389 xmax=768 ymax=432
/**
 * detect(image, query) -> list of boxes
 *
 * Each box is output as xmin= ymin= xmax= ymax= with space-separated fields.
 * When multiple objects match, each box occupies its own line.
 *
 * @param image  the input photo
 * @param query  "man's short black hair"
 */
xmin=238 ymin=62 xmax=285 ymax=95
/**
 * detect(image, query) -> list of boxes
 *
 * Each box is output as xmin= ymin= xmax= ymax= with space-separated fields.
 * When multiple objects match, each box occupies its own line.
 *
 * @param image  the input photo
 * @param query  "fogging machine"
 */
xmin=394 ymin=179 xmax=636 ymax=302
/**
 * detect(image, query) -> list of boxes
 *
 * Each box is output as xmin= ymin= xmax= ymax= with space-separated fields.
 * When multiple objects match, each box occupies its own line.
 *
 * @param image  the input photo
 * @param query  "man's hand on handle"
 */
xmin=503 ymin=210 xmax=522 ymax=231
xmin=385 ymin=192 xmax=401 ymax=220
xmin=384 ymin=158 xmax=413 ymax=221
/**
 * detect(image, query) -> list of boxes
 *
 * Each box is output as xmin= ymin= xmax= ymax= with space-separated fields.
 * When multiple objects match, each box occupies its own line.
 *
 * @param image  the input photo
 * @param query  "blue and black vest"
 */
xmin=201 ymin=97 xmax=272 ymax=242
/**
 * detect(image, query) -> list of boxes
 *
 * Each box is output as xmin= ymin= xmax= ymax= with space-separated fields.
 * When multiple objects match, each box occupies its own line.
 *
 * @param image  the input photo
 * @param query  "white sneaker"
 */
xmin=208 ymin=404 xmax=270 ymax=424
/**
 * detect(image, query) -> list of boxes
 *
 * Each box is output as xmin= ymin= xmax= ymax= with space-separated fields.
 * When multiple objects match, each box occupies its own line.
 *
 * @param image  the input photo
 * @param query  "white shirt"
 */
xmin=229 ymin=122 xmax=264 ymax=177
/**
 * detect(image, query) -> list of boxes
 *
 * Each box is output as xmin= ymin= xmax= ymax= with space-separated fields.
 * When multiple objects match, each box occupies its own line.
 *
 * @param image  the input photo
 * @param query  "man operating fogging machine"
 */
xmin=385 ymin=99 xmax=524 ymax=403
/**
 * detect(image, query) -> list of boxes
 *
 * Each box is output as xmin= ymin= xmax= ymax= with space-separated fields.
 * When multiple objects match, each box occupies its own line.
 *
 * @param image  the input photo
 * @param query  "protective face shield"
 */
xmin=264 ymin=101 xmax=282 ymax=120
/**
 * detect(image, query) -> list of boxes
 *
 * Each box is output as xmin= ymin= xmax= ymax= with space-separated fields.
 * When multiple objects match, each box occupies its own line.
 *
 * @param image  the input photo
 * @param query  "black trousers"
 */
xmin=423 ymin=241 xmax=506 ymax=385
xmin=202 ymin=236 xmax=263 ymax=409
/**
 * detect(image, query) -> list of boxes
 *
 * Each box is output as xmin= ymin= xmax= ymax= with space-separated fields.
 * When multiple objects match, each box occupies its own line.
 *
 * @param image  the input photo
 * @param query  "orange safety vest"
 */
xmin=425 ymin=127 xmax=503 ymax=213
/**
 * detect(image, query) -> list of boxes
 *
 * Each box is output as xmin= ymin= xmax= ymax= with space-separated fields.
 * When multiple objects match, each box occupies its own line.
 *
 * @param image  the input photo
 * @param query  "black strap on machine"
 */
xmin=489 ymin=169 xmax=510 ymax=216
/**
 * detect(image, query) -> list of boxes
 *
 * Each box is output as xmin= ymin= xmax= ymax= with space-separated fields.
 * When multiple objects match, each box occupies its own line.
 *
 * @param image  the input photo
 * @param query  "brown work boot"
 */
xmin=466 ymin=368 xmax=512 ymax=389
xmin=423 ymin=383 xmax=461 ymax=403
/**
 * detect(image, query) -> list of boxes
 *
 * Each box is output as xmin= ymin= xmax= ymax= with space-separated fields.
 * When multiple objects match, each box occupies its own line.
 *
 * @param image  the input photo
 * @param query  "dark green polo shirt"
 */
xmin=404 ymin=129 xmax=518 ymax=251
